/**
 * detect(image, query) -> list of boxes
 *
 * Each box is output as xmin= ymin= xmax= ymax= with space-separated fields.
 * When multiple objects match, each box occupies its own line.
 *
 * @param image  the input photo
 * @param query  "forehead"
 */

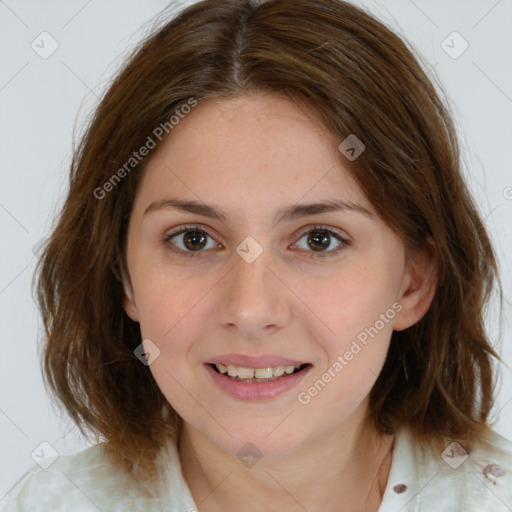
xmin=133 ymin=93 xmax=373 ymax=217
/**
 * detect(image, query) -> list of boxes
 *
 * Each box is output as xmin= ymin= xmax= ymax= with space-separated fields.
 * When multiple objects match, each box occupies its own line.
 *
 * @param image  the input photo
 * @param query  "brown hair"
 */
xmin=34 ymin=0 xmax=503 ymax=480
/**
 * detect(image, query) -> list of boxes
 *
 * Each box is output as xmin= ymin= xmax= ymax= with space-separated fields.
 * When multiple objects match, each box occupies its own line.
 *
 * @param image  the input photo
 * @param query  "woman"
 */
xmin=2 ymin=0 xmax=511 ymax=510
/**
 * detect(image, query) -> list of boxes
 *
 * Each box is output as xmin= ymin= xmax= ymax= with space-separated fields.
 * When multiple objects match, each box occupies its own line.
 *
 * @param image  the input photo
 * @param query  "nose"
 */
xmin=214 ymin=247 xmax=292 ymax=338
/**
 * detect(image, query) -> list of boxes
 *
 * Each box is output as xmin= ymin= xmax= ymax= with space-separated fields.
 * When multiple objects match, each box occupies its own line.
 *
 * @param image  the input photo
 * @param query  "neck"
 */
xmin=178 ymin=411 xmax=395 ymax=512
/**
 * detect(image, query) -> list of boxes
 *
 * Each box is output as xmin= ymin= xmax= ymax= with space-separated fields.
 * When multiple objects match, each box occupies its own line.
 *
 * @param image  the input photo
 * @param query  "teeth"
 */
xmin=214 ymin=363 xmax=303 ymax=381
xmin=255 ymin=367 xmax=272 ymax=379
xmin=273 ymin=366 xmax=285 ymax=377
xmin=237 ymin=367 xmax=255 ymax=379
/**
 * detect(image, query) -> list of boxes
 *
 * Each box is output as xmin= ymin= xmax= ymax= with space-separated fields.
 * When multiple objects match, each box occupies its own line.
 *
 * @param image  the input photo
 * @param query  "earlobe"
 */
xmin=119 ymin=263 xmax=140 ymax=322
xmin=393 ymin=238 xmax=438 ymax=332
xmin=122 ymin=282 xmax=140 ymax=323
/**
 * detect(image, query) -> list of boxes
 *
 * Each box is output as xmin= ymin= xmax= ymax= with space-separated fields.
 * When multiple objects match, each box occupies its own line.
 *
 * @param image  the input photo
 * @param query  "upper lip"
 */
xmin=207 ymin=354 xmax=309 ymax=368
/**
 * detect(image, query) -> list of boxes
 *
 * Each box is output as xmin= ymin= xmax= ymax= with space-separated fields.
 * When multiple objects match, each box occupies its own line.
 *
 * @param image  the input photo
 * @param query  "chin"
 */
xmin=205 ymin=420 xmax=311 ymax=462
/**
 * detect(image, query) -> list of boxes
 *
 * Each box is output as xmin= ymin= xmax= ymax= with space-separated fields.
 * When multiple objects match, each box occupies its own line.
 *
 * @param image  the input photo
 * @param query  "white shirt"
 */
xmin=2 ymin=426 xmax=511 ymax=511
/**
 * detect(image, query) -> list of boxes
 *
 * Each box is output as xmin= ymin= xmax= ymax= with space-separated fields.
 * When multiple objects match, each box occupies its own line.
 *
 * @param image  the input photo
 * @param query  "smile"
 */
xmin=205 ymin=361 xmax=312 ymax=400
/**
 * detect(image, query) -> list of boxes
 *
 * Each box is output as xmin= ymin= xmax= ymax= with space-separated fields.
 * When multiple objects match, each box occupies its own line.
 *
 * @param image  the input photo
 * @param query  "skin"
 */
xmin=123 ymin=92 xmax=437 ymax=511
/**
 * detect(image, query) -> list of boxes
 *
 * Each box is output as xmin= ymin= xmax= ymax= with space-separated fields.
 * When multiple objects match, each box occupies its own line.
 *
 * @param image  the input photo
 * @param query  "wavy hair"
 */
xmin=34 ymin=0 xmax=503 ymax=480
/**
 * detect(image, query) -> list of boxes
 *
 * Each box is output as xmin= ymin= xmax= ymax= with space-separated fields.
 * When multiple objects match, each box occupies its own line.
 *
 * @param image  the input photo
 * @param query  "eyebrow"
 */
xmin=143 ymin=198 xmax=374 ymax=224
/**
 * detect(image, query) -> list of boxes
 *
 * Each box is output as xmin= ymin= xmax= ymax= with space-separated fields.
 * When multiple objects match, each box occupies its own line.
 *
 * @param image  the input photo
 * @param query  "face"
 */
xmin=123 ymin=92 xmax=432 ymax=458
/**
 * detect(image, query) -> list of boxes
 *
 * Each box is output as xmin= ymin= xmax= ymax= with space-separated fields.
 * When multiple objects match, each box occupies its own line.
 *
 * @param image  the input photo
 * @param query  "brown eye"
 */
xmin=292 ymin=226 xmax=349 ymax=257
xmin=164 ymin=227 xmax=219 ymax=256
xmin=182 ymin=231 xmax=208 ymax=251
xmin=307 ymin=230 xmax=332 ymax=252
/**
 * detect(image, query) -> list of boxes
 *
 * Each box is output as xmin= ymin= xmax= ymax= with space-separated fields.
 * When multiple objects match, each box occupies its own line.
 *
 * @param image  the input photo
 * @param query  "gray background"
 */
xmin=1 ymin=0 xmax=511 ymax=495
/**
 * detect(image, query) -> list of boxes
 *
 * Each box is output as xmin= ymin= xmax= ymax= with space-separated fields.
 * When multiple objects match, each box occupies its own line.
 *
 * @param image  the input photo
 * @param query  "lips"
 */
xmin=205 ymin=360 xmax=312 ymax=400
xmin=204 ymin=353 xmax=312 ymax=400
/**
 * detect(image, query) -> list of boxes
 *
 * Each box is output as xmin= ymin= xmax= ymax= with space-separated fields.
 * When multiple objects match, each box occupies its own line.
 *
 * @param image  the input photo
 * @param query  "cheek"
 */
xmin=132 ymin=265 xmax=207 ymax=337
xmin=297 ymin=266 xmax=398 ymax=401
xmin=134 ymin=276 xmax=204 ymax=409
xmin=298 ymin=265 xmax=399 ymax=338
xmin=304 ymin=308 xmax=394 ymax=422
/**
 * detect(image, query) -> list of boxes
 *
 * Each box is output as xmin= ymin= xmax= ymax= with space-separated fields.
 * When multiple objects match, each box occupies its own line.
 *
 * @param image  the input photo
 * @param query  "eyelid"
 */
xmin=163 ymin=223 xmax=222 ymax=241
xmin=292 ymin=224 xmax=350 ymax=243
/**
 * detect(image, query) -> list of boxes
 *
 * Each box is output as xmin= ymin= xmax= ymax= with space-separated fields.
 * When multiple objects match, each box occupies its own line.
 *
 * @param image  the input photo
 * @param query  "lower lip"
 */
xmin=205 ymin=364 xmax=311 ymax=401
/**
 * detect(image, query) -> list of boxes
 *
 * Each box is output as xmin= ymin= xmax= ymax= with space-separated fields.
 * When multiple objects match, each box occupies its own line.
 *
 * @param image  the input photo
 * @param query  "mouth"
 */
xmin=209 ymin=362 xmax=311 ymax=383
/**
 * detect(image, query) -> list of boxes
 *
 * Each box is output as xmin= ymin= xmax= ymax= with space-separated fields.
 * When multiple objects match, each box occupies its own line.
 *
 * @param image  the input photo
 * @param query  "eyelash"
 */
xmin=161 ymin=224 xmax=351 ymax=259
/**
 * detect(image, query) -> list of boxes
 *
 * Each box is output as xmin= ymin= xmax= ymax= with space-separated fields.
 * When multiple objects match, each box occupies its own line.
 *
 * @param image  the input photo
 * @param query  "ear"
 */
xmin=121 ymin=274 xmax=140 ymax=323
xmin=393 ymin=237 xmax=438 ymax=331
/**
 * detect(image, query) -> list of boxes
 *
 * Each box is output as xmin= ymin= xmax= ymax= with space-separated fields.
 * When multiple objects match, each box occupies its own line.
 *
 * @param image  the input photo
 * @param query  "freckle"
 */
xmin=393 ymin=484 xmax=407 ymax=494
